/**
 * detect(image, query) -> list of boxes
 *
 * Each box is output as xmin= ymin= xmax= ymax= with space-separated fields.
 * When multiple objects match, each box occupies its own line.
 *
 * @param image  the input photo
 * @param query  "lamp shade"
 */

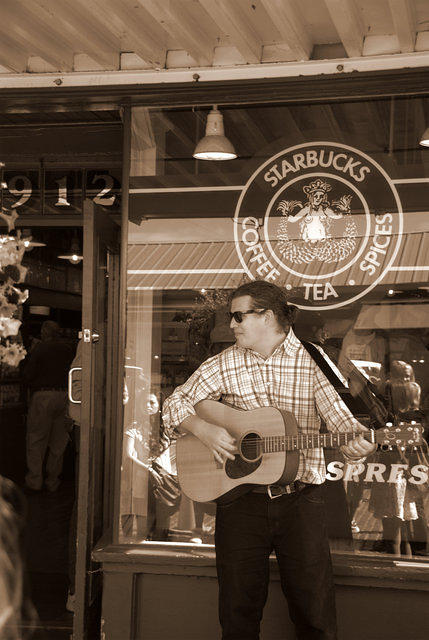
xmin=22 ymin=228 xmax=46 ymax=251
xmin=193 ymin=106 xmax=237 ymax=161
xmin=419 ymin=127 xmax=429 ymax=147
xmin=58 ymin=239 xmax=83 ymax=264
xmin=29 ymin=306 xmax=50 ymax=316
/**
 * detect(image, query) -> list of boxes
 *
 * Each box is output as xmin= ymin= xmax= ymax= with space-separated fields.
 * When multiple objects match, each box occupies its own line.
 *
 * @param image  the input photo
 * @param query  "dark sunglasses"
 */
xmin=228 ymin=309 xmax=266 ymax=323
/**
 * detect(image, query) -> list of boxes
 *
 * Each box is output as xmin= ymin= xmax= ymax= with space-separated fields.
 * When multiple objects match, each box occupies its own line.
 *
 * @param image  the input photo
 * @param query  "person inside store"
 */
xmin=22 ymin=320 xmax=74 ymax=493
xmin=369 ymin=360 xmax=428 ymax=556
xmin=121 ymin=366 xmax=176 ymax=541
xmin=162 ymin=280 xmax=377 ymax=640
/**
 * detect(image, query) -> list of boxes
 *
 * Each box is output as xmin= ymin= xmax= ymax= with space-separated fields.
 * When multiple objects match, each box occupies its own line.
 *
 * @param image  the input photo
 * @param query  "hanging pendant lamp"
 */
xmin=22 ymin=228 xmax=46 ymax=251
xmin=419 ymin=127 xmax=429 ymax=147
xmin=193 ymin=106 xmax=237 ymax=161
xmin=58 ymin=232 xmax=83 ymax=264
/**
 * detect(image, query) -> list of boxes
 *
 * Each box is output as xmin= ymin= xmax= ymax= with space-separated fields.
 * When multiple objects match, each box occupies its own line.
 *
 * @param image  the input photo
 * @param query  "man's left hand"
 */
xmin=341 ymin=432 xmax=377 ymax=461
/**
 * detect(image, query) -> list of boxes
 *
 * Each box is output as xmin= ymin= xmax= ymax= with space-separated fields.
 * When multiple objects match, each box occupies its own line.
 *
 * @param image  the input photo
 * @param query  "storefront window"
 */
xmin=120 ymin=97 xmax=429 ymax=561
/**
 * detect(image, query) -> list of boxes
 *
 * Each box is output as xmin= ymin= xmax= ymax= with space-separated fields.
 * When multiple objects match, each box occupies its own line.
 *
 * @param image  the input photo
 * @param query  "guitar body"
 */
xmin=176 ymin=403 xmax=300 ymax=503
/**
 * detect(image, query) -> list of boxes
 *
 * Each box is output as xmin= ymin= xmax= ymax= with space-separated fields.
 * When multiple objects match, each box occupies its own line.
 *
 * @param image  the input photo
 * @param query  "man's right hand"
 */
xmin=195 ymin=422 xmax=237 ymax=465
xmin=180 ymin=416 xmax=237 ymax=465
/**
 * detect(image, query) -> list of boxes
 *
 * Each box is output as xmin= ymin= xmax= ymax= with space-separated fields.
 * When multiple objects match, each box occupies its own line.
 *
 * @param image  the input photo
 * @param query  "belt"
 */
xmin=252 ymin=480 xmax=307 ymax=499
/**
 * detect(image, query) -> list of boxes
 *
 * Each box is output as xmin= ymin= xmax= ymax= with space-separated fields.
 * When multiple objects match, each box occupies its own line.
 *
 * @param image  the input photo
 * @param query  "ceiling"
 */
xmin=126 ymin=95 xmax=429 ymax=195
xmin=0 ymin=0 xmax=428 ymax=76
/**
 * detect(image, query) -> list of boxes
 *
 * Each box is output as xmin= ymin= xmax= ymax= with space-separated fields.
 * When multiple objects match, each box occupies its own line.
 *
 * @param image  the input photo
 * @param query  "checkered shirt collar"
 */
xmin=235 ymin=326 xmax=301 ymax=359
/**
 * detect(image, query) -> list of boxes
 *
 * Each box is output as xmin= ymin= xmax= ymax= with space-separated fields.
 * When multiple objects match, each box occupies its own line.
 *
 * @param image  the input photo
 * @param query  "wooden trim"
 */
xmin=0 ymin=67 xmax=429 ymax=112
xmin=93 ymin=542 xmax=429 ymax=591
xmin=111 ymin=106 xmax=131 ymax=540
xmin=73 ymin=198 xmax=98 ymax=640
xmin=103 ymin=250 xmax=121 ymax=531
xmin=101 ymin=571 xmax=136 ymax=640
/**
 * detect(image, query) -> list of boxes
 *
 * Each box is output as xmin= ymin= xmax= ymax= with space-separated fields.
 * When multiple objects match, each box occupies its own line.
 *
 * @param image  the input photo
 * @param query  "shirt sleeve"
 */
xmin=313 ymin=361 xmax=362 ymax=434
xmin=162 ymin=354 xmax=223 ymax=435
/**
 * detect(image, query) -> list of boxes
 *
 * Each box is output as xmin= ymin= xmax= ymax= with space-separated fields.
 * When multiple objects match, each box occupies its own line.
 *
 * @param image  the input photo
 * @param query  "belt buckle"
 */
xmin=267 ymin=485 xmax=285 ymax=499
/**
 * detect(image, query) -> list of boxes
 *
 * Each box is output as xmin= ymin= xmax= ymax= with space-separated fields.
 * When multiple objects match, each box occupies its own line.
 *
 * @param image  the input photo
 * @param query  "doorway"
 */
xmin=0 ymin=226 xmax=83 ymax=638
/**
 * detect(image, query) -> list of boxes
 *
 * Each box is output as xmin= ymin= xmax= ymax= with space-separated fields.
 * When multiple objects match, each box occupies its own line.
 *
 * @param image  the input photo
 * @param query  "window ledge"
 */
xmin=93 ymin=537 xmax=429 ymax=591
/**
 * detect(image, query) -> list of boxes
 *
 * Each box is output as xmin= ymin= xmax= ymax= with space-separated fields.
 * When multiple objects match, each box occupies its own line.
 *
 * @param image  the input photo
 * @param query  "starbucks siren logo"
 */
xmin=234 ymin=142 xmax=403 ymax=310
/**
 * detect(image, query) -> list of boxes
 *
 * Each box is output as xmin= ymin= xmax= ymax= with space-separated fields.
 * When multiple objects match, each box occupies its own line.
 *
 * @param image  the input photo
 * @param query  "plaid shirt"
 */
xmin=162 ymin=328 xmax=362 ymax=484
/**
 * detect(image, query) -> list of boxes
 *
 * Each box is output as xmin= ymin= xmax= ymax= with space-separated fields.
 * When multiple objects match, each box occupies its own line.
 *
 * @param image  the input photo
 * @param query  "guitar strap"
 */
xmin=300 ymin=340 xmax=364 ymax=417
xmin=301 ymin=340 xmax=392 ymax=429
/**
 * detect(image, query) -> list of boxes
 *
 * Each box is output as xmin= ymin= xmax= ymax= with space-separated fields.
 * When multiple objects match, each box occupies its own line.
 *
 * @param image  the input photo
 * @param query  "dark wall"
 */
xmin=101 ymin=568 xmax=429 ymax=640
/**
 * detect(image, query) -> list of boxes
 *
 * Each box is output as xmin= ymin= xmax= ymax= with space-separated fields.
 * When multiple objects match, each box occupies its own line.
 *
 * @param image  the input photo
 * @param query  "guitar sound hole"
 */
xmin=225 ymin=455 xmax=261 ymax=480
xmin=241 ymin=432 xmax=262 ymax=462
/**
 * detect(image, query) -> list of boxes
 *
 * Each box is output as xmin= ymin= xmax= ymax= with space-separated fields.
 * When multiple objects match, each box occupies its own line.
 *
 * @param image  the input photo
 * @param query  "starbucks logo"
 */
xmin=234 ymin=142 xmax=403 ymax=310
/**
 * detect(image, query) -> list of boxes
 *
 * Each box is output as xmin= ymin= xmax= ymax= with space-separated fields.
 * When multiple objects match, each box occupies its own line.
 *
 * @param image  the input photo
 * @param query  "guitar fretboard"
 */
xmin=260 ymin=431 xmax=370 ymax=453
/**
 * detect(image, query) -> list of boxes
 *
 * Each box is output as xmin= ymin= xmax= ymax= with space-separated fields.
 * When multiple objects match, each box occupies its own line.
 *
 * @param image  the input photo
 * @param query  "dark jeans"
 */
xmin=215 ymin=483 xmax=337 ymax=640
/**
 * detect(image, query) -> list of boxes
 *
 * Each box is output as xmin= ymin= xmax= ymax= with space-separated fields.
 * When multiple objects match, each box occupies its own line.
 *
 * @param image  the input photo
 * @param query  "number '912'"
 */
xmin=3 ymin=170 xmax=121 ymax=211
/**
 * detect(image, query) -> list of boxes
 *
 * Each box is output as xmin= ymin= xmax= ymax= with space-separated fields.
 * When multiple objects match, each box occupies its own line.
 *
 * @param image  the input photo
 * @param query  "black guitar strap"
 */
xmin=301 ymin=339 xmax=391 ymax=429
xmin=300 ymin=340 xmax=363 ymax=417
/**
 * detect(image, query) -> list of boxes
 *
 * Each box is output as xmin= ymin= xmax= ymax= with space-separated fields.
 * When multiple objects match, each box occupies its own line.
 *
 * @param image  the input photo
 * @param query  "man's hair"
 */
xmin=41 ymin=320 xmax=61 ymax=340
xmin=231 ymin=280 xmax=298 ymax=329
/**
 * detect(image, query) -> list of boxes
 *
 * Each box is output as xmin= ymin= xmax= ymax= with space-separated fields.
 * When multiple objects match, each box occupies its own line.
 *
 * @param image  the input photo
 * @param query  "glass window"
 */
xmin=120 ymin=98 xmax=429 ymax=562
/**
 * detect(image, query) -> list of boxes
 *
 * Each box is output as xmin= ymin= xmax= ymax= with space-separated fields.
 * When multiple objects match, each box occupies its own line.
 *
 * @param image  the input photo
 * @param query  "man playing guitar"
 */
xmin=162 ymin=280 xmax=376 ymax=640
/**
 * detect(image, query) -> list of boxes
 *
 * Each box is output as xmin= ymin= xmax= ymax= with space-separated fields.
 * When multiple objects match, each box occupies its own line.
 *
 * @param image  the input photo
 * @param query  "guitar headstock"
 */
xmin=375 ymin=422 xmax=425 ymax=450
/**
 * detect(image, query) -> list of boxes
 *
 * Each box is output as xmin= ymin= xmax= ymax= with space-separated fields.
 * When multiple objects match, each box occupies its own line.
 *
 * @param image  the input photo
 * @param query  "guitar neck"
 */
xmin=262 ymin=431 xmax=372 ymax=453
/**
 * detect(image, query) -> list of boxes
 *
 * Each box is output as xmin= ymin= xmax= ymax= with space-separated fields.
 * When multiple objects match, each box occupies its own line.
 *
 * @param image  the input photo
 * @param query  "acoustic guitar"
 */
xmin=176 ymin=400 xmax=423 ymax=504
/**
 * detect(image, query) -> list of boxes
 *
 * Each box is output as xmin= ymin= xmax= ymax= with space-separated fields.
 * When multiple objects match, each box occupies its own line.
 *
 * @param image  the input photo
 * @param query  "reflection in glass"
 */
xmin=121 ymin=98 xmax=429 ymax=563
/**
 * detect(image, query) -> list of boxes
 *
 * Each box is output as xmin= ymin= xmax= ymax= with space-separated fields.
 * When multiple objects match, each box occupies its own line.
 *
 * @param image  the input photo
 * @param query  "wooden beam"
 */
xmin=272 ymin=106 xmax=305 ymax=142
xmin=363 ymin=34 xmax=399 ymax=56
xmin=153 ymin=112 xmax=196 ymax=153
xmin=360 ymin=101 xmax=389 ymax=149
xmin=32 ymin=0 xmax=120 ymax=69
xmin=319 ymin=104 xmax=345 ymax=143
xmin=83 ymin=0 xmax=167 ymax=68
xmin=388 ymin=0 xmax=416 ymax=53
xmin=199 ymin=0 xmax=262 ymax=64
xmin=0 ymin=31 xmax=29 ymax=72
xmin=0 ymin=0 xmax=74 ymax=70
xmin=137 ymin=0 xmax=213 ymax=66
xmin=324 ymin=0 xmax=364 ymax=58
xmin=227 ymin=109 xmax=268 ymax=152
xmin=412 ymin=97 xmax=427 ymax=164
xmin=260 ymin=0 xmax=312 ymax=61
xmin=131 ymin=107 xmax=158 ymax=177
xmin=132 ymin=107 xmax=156 ymax=149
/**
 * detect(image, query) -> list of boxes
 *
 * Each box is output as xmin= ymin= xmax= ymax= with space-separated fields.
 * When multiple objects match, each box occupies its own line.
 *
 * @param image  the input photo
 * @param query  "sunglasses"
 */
xmin=228 ymin=309 xmax=266 ymax=323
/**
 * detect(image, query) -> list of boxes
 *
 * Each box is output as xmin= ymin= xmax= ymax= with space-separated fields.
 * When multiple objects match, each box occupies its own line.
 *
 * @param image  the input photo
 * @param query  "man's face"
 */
xmin=230 ymin=295 xmax=267 ymax=351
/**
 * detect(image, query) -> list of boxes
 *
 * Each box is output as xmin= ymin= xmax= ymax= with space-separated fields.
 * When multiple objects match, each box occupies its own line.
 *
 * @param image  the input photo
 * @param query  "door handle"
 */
xmin=83 ymin=328 xmax=100 ymax=343
xmin=68 ymin=367 xmax=82 ymax=404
